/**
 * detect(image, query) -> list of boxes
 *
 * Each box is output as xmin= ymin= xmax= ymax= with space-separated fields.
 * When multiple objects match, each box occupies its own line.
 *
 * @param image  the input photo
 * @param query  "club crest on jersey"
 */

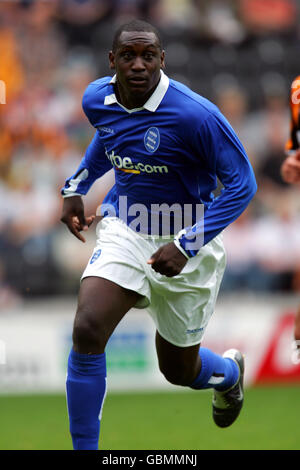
xmin=144 ymin=127 xmax=160 ymax=153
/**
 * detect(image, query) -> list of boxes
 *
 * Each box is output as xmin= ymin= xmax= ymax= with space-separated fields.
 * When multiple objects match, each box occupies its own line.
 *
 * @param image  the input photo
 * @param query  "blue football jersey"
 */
xmin=61 ymin=71 xmax=257 ymax=257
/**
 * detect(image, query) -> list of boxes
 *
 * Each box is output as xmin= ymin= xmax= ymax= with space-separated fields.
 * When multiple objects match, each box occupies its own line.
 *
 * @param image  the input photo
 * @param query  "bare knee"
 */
xmin=72 ymin=307 xmax=109 ymax=354
xmin=72 ymin=277 xmax=140 ymax=354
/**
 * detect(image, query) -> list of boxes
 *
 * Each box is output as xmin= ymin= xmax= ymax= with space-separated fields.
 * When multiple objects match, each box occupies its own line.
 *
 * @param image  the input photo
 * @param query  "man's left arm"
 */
xmin=148 ymin=112 xmax=257 ymax=275
xmin=176 ymin=113 xmax=257 ymax=259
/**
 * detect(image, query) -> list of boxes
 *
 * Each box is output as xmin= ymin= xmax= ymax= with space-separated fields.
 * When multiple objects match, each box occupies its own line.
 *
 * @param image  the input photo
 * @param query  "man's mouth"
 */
xmin=128 ymin=76 xmax=148 ymax=86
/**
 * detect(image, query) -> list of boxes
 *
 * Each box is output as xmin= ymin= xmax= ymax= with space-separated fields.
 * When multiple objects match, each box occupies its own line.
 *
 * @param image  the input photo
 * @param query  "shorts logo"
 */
xmin=90 ymin=249 xmax=102 ymax=264
xmin=144 ymin=127 xmax=160 ymax=153
xmin=186 ymin=327 xmax=204 ymax=334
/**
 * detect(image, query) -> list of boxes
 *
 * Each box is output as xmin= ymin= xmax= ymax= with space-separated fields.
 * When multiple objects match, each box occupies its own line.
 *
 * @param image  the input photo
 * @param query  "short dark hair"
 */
xmin=112 ymin=19 xmax=162 ymax=52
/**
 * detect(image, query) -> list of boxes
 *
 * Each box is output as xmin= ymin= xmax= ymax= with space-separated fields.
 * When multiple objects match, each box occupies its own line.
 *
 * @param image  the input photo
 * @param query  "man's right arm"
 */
xmin=60 ymin=195 xmax=95 ymax=243
xmin=61 ymin=131 xmax=113 ymax=241
xmin=61 ymin=131 xmax=112 ymax=198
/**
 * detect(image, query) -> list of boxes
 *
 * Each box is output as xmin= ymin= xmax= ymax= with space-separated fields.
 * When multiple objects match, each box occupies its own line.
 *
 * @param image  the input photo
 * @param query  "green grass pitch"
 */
xmin=0 ymin=385 xmax=299 ymax=450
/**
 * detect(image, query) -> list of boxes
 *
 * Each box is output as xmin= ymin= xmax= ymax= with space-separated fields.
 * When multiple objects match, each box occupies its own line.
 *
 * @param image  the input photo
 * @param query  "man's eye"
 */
xmin=144 ymin=53 xmax=154 ymax=60
xmin=122 ymin=52 xmax=133 ymax=60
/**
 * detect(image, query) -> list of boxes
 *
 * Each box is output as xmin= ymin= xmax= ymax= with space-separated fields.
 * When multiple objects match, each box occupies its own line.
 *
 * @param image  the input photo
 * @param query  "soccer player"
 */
xmin=281 ymin=74 xmax=300 ymax=350
xmin=281 ymin=150 xmax=300 ymax=346
xmin=61 ymin=20 xmax=257 ymax=450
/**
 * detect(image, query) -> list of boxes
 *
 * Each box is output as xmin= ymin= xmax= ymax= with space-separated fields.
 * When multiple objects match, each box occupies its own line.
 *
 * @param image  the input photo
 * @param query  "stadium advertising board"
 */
xmin=0 ymin=296 xmax=299 ymax=393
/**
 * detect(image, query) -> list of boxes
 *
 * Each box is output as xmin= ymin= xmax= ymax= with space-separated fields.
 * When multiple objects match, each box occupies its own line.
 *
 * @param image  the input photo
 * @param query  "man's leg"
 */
xmin=155 ymin=332 xmax=244 ymax=427
xmin=66 ymin=276 xmax=142 ymax=450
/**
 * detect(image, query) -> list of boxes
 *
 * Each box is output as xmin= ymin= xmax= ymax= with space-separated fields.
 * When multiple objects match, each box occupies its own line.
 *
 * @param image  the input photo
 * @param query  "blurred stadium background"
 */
xmin=1 ymin=0 xmax=300 ymax=450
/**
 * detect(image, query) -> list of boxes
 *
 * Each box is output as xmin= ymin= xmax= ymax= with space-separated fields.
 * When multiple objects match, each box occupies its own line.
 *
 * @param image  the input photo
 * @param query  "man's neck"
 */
xmin=114 ymin=80 xmax=159 ymax=110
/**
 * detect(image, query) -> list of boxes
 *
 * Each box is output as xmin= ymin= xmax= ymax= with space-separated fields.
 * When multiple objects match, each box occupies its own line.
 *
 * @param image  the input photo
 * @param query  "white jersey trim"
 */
xmin=104 ymin=70 xmax=169 ymax=113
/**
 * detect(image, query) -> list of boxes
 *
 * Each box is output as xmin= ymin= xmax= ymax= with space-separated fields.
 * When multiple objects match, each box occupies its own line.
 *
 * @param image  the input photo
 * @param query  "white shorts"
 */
xmin=81 ymin=217 xmax=226 ymax=347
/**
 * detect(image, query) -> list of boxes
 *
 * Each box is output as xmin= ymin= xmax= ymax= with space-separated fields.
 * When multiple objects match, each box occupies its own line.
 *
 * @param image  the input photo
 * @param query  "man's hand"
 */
xmin=147 ymin=242 xmax=188 ymax=277
xmin=281 ymin=149 xmax=300 ymax=184
xmin=60 ymin=196 xmax=95 ymax=242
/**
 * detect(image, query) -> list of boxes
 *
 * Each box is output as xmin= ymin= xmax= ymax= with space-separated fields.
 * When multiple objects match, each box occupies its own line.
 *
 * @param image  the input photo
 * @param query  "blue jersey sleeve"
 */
xmin=61 ymin=131 xmax=112 ymax=197
xmin=177 ymin=112 xmax=257 ymax=257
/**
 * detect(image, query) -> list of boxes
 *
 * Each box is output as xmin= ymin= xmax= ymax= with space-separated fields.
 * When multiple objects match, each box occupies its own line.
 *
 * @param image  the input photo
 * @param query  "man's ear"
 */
xmin=109 ymin=51 xmax=115 ymax=70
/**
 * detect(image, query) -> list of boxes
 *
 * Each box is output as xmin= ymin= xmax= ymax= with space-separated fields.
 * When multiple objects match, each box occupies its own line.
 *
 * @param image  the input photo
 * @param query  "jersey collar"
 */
xmin=104 ymin=70 xmax=169 ymax=113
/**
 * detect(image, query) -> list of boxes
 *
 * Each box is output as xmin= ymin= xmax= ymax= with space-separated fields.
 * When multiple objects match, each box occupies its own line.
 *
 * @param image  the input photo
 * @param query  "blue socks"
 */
xmin=65 ymin=347 xmax=238 ymax=449
xmin=66 ymin=349 xmax=107 ymax=450
xmin=190 ymin=347 xmax=239 ymax=391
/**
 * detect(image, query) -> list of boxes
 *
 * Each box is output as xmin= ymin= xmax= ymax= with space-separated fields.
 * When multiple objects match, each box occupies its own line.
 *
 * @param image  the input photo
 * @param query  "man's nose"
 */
xmin=131 ymin=56 xmax=146 ymax=71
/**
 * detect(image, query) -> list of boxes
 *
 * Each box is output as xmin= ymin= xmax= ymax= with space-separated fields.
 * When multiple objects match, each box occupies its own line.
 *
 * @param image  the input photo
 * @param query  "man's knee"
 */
xmin=72 ymin=307 xmax=109 ymax=353
xmin=72 ymin=277 xmax=139 ymax=354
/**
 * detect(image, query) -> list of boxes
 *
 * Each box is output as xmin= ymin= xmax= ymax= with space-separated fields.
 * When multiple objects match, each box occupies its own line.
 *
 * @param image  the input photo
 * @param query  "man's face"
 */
xmin=109 ymin=31 xmax=165 ymax=100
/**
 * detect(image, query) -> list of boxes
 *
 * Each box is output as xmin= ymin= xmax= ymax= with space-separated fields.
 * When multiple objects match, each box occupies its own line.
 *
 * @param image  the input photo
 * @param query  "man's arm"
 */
xmin=61 ymin=131 xmax=113 ymax=241
xmin=61 ymin=196 xmax=95 ymax=243
xmin=177 ymin=113 xmax=257 ymax=258
xmin=280 ymin=149 xmax=300 ymax=184
xmin=61 ymin=131 xmax=112 ymax=198
xmin=148 ymin=112 xmax=257 ymax=276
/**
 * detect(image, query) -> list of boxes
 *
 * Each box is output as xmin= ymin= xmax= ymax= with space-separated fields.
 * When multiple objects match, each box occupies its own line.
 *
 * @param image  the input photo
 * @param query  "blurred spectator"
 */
xmin=58 ymin=0 xmax=115 ymax=25
xmin=244 ymin=88 xmax=289 ymax=173
xmin=15 ymin=1 xmax=67 ymax=88
xmin=213 ymin=81 xmax=261 ymax=168
xmin=221 ymin=208 xmax=268 ymax=292
xmin=190 ymin=0 xmax=246 ymax=44
xmin=238 ymin=0 xmax=298 ymax=37
xmin=0 ymin=18 xmax=24 ymax=102
xmin=56 ymin=0 xmax=164 ymax=47
xmin=222 ymin=190 xmax=300 ymax=292
xmin=255 ymin=90 xmax=290 ymax=187
xmin=251 ymin=192 xmax=300 ymax=291
xmin=56 ymin=0 xmax=117 ymax=47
